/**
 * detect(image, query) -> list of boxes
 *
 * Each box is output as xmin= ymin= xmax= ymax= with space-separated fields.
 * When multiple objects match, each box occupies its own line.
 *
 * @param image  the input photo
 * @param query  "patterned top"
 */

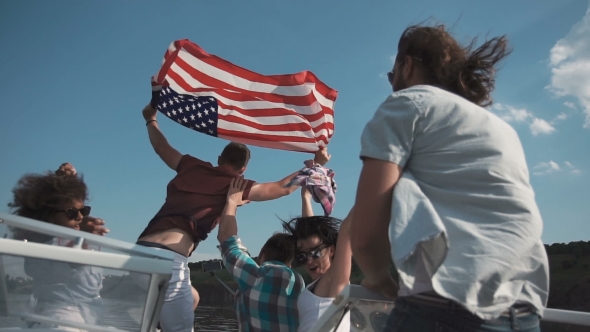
xmin=220 ymin=236 xmax=304 ymax=332
xmin=285 ymin=160 xmax=337 ymax=216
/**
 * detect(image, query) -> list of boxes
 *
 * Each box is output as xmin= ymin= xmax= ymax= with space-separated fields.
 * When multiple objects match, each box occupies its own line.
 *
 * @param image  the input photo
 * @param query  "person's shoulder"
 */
xmin=176 ymin=154 xmax=214 ymax=173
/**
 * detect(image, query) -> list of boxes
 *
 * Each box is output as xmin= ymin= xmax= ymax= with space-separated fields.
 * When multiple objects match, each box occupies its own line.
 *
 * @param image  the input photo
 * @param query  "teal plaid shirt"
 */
xmin=220 ymin=236 xmax=304 ymax=332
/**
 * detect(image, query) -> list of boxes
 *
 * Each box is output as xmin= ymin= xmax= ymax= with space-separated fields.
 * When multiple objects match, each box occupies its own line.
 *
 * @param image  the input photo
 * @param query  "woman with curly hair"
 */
xmin=8 ymin=163 xmax=108 ymax=330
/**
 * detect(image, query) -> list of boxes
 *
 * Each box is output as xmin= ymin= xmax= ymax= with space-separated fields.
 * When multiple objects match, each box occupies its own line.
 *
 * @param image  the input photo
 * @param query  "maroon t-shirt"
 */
xmin=138 ymin=154 xmax=255 ymax=247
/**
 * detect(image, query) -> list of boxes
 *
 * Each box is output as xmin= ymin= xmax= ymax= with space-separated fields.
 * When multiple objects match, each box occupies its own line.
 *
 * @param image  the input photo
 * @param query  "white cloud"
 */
xmin=491 ymin=103 xmax=556 ymax=136
xmin=547 ymin=7 xmax=590 ymax=128
xmin=530 ymin=118 xmax=556 ymax=136
xmin=564 ymin=101 xmax=577 ymax=110
xmin=533 ymin=161 xmax=561 ymax=176
xmin=564 ymin=161 xmax=582 ymax=175
xmin=555 ymin=112 xmax=568 ymax=121
xmin=533 ymin=160 xmax=581 ymax=176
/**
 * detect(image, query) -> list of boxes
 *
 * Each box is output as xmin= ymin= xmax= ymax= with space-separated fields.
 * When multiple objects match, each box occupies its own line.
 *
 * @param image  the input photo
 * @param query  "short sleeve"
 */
xmin=241 ymin=179 xmax=256 ymax=200
xmin=360 ymin=94 xmax=421 ymax=168
xmin=175 ymin=154 xmax=212 ymax=173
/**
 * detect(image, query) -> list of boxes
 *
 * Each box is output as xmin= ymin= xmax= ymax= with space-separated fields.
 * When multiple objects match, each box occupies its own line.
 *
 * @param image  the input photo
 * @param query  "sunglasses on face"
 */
xmin=387 ymin=71 xmax=395 ymax=85
xmin=58 ymin=206 xmax=91 ymax=220
xmin=295 ymin=245 xmax=327 ymax=264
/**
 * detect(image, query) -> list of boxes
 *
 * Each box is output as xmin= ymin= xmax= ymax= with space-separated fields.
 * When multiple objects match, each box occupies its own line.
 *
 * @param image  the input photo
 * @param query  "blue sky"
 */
xmin=1 ymin=0 xmax=589 ymax=262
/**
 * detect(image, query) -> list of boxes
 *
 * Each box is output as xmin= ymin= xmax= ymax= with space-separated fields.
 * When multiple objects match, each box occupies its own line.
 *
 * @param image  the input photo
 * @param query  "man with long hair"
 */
xmin=351 ymin=24 xmax=548 ymax=331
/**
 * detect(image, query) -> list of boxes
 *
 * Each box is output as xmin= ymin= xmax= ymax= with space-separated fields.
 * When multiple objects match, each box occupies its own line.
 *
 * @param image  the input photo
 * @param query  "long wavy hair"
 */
xmin=396 ymin=24 xmax=512 ymax=107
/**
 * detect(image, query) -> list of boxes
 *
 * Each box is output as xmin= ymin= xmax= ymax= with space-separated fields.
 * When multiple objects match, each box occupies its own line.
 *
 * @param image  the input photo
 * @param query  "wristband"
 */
xmin=146 ymin=120 xmax=157 ymax=126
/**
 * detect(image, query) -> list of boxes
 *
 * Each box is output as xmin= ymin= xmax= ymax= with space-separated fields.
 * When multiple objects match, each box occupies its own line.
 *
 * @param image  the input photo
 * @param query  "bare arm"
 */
xmin=217 ymin=177 xmax=250 ymax=244
xmin=301 ymin=186 xmax=314 ymax=217
xmin=351 ymin=158 xmax=401 ymax=298
xmin=248 ymin=148 xmax=332 ymax=202
xmin=142 ymin=104 xmax=183 ymax=171
xmin=248 ymin=171 xmax=300 ymax=202
xmin=313 ymin=207 xmax=354 ymax=298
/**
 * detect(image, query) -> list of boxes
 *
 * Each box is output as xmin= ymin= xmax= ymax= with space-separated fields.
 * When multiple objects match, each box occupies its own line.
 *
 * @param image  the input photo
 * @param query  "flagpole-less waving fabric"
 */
xmin=151 ymin=39 xmax=338 ymax=153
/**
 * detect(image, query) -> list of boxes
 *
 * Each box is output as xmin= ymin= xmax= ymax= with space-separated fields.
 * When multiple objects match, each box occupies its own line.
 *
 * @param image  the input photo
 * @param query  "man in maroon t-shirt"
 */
xmin=137 ymin=104 xmax=329 ymax=332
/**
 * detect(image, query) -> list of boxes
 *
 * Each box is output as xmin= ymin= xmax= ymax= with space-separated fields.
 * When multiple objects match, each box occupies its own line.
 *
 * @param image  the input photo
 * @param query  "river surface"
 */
xmin=0 ymin=294 xmax=237 ymax=331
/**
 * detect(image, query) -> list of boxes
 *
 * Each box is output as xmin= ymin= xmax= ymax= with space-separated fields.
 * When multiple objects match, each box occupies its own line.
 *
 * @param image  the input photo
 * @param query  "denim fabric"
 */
xmin=385 ymin=297 xmax=541 ymax=332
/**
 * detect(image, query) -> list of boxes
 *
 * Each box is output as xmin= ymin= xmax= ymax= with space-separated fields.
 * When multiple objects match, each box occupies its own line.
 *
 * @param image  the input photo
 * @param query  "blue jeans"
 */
xmin=385 ymin=297 xmax=541 ymax=332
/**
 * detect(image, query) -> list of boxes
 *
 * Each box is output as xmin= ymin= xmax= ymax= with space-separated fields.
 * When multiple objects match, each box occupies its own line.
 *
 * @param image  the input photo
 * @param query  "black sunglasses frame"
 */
xmin=58 ymin=206 xmax=92 ymax=220
xmin=295 ymin=244 xmax=328 ymax=264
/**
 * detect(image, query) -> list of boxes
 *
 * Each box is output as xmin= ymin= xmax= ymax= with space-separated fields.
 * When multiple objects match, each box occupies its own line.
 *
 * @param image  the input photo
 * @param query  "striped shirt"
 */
xmin=220 ymin=236 xmax=304 ymax=332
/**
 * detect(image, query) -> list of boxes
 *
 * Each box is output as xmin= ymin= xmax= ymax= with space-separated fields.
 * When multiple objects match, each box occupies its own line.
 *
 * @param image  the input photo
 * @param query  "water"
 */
xmin=0 ymin=294 xmax=237 ymax=332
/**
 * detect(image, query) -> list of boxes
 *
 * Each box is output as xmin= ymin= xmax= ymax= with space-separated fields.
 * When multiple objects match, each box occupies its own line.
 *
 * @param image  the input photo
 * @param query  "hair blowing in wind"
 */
xmin=398 ymin=24 xmax=512 ymax=107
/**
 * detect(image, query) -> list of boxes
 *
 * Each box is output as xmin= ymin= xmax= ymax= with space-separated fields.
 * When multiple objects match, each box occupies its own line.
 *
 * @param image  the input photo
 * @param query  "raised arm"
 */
xmin=301 ymin=186 xmax=314 ymax=217
xmin=313 ymin=207 xmax=354 ymax=298
xmin=142 ymin=104 xmax=183 ymax=171
xmin=217 ymin=176 xmax=250 ymax=244
xmin=248 ymin=148 xmax=332 ymax=202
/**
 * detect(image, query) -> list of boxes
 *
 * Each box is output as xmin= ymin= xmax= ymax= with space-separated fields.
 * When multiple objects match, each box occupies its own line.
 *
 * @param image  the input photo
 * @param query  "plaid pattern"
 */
xmin=286 ymin=160 xmax=337 ymax=215
xmin=220 ymin=236 xmax=304 ymax=332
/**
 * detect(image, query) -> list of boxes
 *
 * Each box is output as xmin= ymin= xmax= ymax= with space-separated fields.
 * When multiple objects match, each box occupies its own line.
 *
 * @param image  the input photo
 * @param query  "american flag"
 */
xmin=151 ymin=39 xmax=337 ymax=153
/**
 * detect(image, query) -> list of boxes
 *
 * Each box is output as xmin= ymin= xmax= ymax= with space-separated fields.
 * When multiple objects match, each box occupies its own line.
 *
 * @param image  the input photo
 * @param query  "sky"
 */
xmin=1 ymin=0 xmax=589 ymax=263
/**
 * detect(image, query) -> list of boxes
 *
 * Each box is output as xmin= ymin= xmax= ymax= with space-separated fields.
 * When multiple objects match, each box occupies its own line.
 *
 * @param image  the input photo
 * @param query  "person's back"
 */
xmin=381 ymin=84 xmax=547 ymax=314
xmin=351 ymin=23 xmax=548 ymax=332
xmin=234 ymin=261 xmax=303 ymax=332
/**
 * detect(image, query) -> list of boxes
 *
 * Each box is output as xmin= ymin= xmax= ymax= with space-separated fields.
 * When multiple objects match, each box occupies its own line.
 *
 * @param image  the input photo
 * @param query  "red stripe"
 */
xmin=217 ymin=128 xmax=329 ymax=145
xmin=175 ymin=39 xmax=338 ymax=102
xmin=173 ymin=57 xmax=334 ymax=115
xmin=216 ymin=100 xmax=334 ymax=133
xmin=166 ymin=70 xmax=335 ymax=123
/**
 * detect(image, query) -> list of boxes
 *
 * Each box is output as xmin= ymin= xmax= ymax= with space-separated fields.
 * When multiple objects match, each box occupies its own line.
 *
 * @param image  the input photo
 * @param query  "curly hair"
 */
xmin=8 ymin=168 xmax=88 ymax=223
xmin=282 ymin=216 xmax=342 ymax=248
xmin=396 ymin=24 xmax=512 ymax=107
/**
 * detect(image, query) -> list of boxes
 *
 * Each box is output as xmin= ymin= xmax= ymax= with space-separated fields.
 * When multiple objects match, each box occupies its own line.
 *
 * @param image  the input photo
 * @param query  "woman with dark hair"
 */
xmin=282 ymin=187 xmax=353 ymax=332
xmin=8 ymin=163 xmax=108 ymax=330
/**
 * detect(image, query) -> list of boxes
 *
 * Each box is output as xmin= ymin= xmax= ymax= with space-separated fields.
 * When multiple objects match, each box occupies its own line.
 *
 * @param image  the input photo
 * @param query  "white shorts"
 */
xmin=160 ymin=251 xmax=195 ymax=332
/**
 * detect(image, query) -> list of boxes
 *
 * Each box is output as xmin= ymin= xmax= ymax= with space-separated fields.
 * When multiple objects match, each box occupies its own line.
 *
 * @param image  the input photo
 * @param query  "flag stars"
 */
xmin=177 ymin=107 xmax=183 ymax=114
xmin=190 ymin=114 xmax=196 ymax=121
xmin=210 ymin=106 xmax=215 ymax=112
xmin=209 ymin=129 xmax=213 ymax=134
xmin=197 ymin=112 xmax=202 ymax=118
xmin=204 ymin=110 xmax=209 ymax=116
xmin=201 ymin=122 xmax=206 ymax=127
xmin=197 ymin=103 xmax=202 ymax=108
xmin=162 ymin=102 xmax=167 ymax=108
xmin=166 ymin=111 xmax=171 ymax=117
xmin=191 ymin=104 xmax=197 ymax=110
xmin=172 ymin=110 xmax=177 ymax=116
xmin=185 ymin=105 xmax=190 ymax=112
xmin=182 ymin=117 xmax=188 ymax=123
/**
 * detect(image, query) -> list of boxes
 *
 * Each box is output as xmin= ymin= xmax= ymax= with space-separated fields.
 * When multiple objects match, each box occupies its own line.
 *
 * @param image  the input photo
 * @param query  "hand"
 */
xmin=360 ymin=273 xmax=398 ymax=300
xmin=142 ymin=104 xmax=157 ymax=122
xmin=80 ymin=216 xmax=110 ymax=236
xmin=55 ymin=163 xmax=77 ymax=177
xmin=314 ymin=148 xmax=331 ymax=166
xmin=227 ymin=176 xmax=251 ymax=206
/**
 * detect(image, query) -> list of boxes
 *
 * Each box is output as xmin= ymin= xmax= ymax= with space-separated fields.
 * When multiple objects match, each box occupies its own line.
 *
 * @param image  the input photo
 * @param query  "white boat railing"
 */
xmin=0 ymin=212 xmax=174 ymax=332
xmin=309 ymin=285 xmax=590 ymax=331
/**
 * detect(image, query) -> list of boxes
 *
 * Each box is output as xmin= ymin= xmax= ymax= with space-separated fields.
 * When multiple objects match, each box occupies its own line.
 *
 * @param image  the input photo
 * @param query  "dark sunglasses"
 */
xmin=58 ymin=206 xmax=91 ymax=220
xmin=387 ymin=71 xmax=395 ymax=85
xmin=295 ymin=245 xmax=327 ymax=264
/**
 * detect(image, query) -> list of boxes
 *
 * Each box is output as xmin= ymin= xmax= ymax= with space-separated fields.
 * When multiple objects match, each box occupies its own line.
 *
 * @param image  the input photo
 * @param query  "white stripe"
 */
xmin=177 ymin=49 xmax=335 ymax=109
xmin=218 ymin=107 xmax=333 ymax=137
xmin=166 ymin=69 xmax=334 ymax=122
xmin=218 ymin=119 xmax=316 ymax=139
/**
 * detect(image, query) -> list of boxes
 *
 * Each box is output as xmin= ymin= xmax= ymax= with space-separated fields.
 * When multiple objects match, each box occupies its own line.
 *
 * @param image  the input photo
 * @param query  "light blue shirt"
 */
xmin=360 ymin=85 xmax=549 ymax=320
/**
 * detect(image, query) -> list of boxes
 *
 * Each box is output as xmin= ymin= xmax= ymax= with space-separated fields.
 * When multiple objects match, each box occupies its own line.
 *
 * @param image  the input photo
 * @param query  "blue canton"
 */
xmin=155 ymin=87 xmax=219 ymax=137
